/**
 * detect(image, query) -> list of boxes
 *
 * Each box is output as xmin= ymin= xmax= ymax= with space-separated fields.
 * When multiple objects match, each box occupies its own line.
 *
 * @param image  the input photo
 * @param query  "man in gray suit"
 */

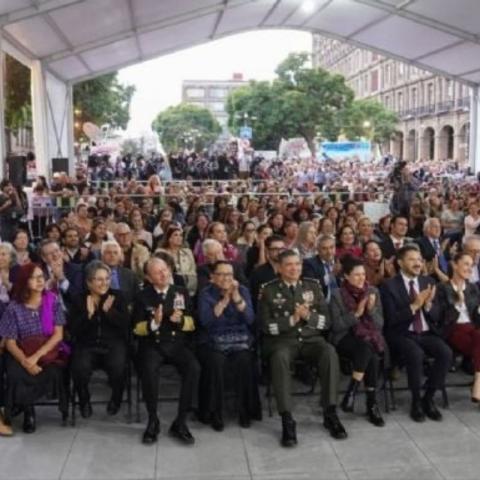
xmin=101 ymin=240 xmax=140 ymax=308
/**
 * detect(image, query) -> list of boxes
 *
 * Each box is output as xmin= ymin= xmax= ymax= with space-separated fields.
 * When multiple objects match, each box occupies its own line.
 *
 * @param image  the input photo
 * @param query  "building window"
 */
xmin=427 ymin=83 xmax=434 ymax=106
xmin=398 ymin=63 xmax=405 ymax=79
xmin=211 ymin=102 xmax=225 ymax=112
xmin=186 ymin=88 xmax=205 ymax=98
xmin=397 ymin=92 xmax=403 ymax=111
xmin=210 ymin=88 xmax=227 ymax=98
xmin=411 ymin=88 xmax=417 ymax=109
xmin=446 ymin=79 xmax=453 ymax=99
xmin=370 ymin=70 xmax=379 ymax=92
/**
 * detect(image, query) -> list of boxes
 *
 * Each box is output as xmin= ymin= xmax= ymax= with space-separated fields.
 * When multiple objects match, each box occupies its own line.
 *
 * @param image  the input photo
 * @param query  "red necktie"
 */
xmin=409 ymin=280 xmax=423 ymax=334
xmin=394 ymin=241 xmax=401 ymax=250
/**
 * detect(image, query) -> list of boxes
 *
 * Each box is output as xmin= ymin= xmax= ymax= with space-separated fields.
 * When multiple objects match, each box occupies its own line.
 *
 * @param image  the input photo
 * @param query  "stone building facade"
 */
xmin=312 ymin=35 xmax=471 ymax=163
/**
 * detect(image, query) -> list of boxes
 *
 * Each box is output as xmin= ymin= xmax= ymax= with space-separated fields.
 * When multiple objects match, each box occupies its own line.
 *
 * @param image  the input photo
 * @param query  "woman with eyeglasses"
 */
xmin=70 ymin=261 xmax=129 ymax=418
xmin=157 ymin=226 xmax=197 ymax=297
xmin=197 ymin=260 xmax=261 ymax=431
xmin=0 ymin=263 xmax=67 ymax=434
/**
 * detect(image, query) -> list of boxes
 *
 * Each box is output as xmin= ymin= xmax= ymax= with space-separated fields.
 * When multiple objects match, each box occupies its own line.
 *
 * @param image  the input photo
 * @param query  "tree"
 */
xmin=341 ymin=98 xmax=398 ymax=152
xmin=151 ymin=103 xmax=222 ymax=152
xmin=73 ymin=73 xmax=135 ymax=141
xmin=4 ymin=54 xmax=32 ymax=133
xmin=227 ymin=52 xmax=354 ymax=155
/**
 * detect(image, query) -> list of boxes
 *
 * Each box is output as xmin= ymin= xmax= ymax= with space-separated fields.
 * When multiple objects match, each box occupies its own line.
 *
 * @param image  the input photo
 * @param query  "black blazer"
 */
xmin=380 ymin=237 xmax=397 ymax=260
xmin=249 ymin=262 xmax=278 ymax=311
xmin=380 ymin=274 xmax=441 ymax=337
xmin=434 ymin=281 xmax=480 ymax=337
xmin=302 ymin=256 xmax=329 ymax=298
xmin=415 ymin=236 xmax=437 ymax=263
xmin=69 ymin=290 xmax=129 ymax=345
xmin=116 ymin=266 xmax=140 ymax=307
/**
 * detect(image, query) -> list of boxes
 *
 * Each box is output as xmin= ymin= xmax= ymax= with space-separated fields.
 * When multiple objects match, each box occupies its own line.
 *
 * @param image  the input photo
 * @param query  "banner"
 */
xmin=319 ymin=141 xmax=371 ymax=162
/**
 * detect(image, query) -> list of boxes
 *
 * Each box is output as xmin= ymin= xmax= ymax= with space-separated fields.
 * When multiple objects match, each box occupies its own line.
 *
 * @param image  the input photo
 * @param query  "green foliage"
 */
xmin=4 ymin=54 xmax=32 ymax=133
xmin=227 ymin=52 xmax=355 ymax=155
xmin=341 ymin=98 xmax=398 ymax=147
xmin=73 ymin=73 xmax=135 ymax=139
xmin=151 ymin=103 xmax=222 ymax=151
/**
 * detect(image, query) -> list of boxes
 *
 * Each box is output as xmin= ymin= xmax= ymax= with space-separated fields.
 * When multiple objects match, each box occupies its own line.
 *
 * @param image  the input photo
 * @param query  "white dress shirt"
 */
xmin=400 ymin=272 xmax=429 ymax=333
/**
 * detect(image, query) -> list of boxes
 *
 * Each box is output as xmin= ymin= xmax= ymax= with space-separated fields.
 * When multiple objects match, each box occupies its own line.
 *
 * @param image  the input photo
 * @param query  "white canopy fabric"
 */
xmin=1 ymin=0 xmax=480 ymax=86
xmin=1 ymin=0 xmax=480 ymax=176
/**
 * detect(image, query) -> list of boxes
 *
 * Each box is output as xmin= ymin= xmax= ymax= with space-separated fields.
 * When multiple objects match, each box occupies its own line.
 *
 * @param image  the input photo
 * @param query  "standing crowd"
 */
xmin=0 ymin=155 xmax=480 ymax=449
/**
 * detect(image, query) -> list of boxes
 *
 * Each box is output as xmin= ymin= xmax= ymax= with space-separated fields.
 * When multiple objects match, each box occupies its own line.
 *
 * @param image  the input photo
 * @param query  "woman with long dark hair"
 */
xmin=0 ymin=263 xmax=67 ymax=433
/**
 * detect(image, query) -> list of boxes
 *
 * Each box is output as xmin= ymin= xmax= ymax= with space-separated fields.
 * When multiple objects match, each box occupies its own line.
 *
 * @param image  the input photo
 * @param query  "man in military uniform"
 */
xmin=259 ymin=249 xmax=347 ymax=446
xmin=133 ymin=257 xmax=200 ymax=445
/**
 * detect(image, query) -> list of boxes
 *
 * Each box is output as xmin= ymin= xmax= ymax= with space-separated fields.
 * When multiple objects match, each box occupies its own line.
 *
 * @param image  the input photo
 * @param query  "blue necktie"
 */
xmin=434 ymin=240 xmax=448 ymax=273
xmin=110 ymin=268 xmax=120 ymax=290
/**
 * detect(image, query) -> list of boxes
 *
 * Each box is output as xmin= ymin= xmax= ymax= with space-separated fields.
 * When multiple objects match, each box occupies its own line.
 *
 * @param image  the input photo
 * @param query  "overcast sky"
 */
xmin=117 ymin=29 xmax=312 ymax=136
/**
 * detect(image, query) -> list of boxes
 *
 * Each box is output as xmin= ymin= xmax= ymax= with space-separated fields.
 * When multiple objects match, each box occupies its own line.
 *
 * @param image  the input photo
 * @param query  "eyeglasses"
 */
xmin=92 ymin=276 xmax=111 ymax=283
xmin=30 ymin=274 xmax=45 ymax=281
xmin=214 ymin=272 xmax=234 ymax=277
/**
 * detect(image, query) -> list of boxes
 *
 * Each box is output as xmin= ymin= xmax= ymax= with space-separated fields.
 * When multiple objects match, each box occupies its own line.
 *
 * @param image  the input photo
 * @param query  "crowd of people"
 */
xmin=0 ymin=152 xmax=480 ymax=450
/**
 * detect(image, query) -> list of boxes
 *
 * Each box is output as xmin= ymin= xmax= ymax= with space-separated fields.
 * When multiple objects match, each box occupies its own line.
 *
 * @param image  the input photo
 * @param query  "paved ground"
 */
xmin=2 ymin=371 xmax=480 ymax=480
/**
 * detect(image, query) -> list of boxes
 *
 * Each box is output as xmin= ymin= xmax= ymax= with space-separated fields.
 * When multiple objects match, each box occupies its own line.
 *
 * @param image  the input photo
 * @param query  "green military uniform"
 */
xmin=259 ymin=277 xmax=340 ymax=413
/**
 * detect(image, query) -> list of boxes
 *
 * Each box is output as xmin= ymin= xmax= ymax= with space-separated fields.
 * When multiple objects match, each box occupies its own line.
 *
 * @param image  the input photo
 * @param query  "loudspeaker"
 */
xmin=7 ymin=156 xmax=27 ymax=186
xmin=52 ymin=157 xmax=69 ymax=174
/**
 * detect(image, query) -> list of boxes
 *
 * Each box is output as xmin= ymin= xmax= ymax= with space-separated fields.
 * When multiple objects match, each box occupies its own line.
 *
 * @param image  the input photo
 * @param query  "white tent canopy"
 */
xmin=1 ymin=0 xmax=480 ymax=176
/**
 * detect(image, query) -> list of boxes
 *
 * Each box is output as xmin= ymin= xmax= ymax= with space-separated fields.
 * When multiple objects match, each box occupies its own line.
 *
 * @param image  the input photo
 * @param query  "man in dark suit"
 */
xmin=380 ymin=215 xmax=412 ymax=260
xmin=415 ymin=218 xmax=449 ymax=282
xmin=62 ymin=227 xmax=94 ymax=265
xmin=101 ymin=240 xmax=140 ymax=308
xmin=302 ymin=234 xmax=338 ymax=302
xmin=133 ymin=257 xmax=200 ymax=445
xmin=39 ymin=238 xmax=84 ymax=307
xmin=380 ymin=245 xmax=452 ymax=423
xmin=249 ymin=235 xmax=285 ymax=311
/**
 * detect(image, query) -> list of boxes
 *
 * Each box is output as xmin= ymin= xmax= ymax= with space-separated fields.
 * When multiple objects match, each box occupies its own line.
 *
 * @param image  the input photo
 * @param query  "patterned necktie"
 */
xmin=409 ymin=280 xmax=423 ymax=334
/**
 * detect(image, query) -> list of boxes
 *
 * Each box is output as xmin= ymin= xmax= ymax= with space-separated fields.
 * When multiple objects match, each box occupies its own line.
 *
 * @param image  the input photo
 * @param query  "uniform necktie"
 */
xmin=409 ymin=280 xmax=423 ymax=334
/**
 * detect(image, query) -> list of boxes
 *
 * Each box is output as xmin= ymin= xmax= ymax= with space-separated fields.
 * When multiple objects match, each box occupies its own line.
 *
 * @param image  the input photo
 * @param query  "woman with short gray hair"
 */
xmin=69 ymin=260 xmax=129 ymax=419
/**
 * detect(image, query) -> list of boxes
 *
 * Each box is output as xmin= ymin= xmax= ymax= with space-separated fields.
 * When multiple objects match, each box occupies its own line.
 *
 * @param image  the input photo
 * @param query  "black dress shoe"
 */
xmin=142 ymin=416 xmax=160 ymax=445
xmin=281 ymin=414 xmax=297 ymax=447
xmin=211 ymin=413 xmax=224 ymax=432
xmin=239 ymin=412 xmax=251 ymax=429
xmin=422 ymin=397 xmax=442 ymax=421
xmin=366 ymin=403 xmax=385 ymax=427
xmin=410 ymin=400 xmax=425 ymax=423
xmin=23 ymin=406 xmax=36 ymax=434
xmin=323 ymin=411 xmax=348 ymax=440
xmin=80 ymin=401 xmax=93 ymax=419
xmin=169 ymin=421 xmax=195 ymax=445
xmin=106 ymin=399 xmax=121 ymax=416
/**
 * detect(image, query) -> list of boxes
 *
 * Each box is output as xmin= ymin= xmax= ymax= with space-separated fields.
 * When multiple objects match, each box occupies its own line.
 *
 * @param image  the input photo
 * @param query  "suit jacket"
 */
xmin=434 ymin=281 xmax=480 ymax=337
xmin=249 ymin=262 xmax=278 ymax=312
xmin=115 ymin=266 xmax=140 ymax=308
xmin=132 ymin=283 xmax=193 ymax=344
xmin=41 ymin=261 xmax=84 ymax=308
xmin=415 ymin=236 xmax=437 ymax=263
xmin=302 ymin=256 xmax=330 ymax=299
xmin=380 ymin=273 xmax=441 ymax=338
xmin=380 ymin=236 xmax=414 ymax=260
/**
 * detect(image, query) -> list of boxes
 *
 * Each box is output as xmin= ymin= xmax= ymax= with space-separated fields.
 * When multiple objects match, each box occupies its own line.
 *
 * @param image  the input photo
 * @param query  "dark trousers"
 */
xmin=71 ymin=339 xmax=128 ymax=403
xmin=336 ymin=332 xmax=380 ymax=388
xmin=137 ymin=340 xmax=200 ymax=422
xmin=4 ymin=355 xmax=68 ymax=414
xmin=448 ymin=323 xmax=480 ymax=371
xmin=388 ymin=332 xmax=452 ymax=400
xmin=264 ymin=337 xmax=340 ymax=413
xmin=197 ymin=347 xmax=261 ymax=420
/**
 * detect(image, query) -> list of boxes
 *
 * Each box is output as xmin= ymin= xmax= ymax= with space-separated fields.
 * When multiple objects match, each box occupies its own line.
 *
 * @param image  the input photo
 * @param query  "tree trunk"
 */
xmin=305 ymin=135 xmax=316 ymax=159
